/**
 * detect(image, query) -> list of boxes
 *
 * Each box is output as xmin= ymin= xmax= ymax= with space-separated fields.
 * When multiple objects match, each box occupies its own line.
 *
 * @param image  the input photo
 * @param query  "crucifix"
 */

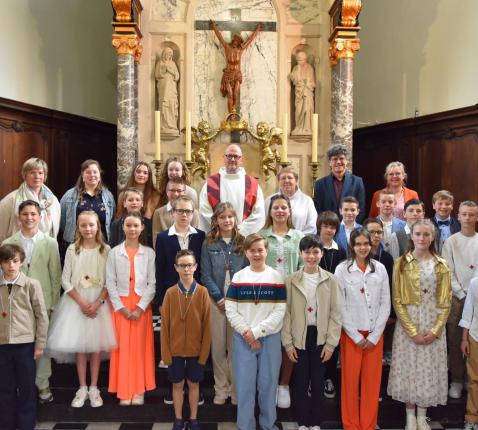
xmin=196 ymin=13 xmax=276 ymax=114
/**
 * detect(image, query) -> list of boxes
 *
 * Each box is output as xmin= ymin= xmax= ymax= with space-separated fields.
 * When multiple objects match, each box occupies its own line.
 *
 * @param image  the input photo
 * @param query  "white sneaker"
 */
xmin=158 ymin=359 xmax=168 ymax=368
xmin=405 ymin=414 xmax=417 ymax=430
xmin=298 ymin=426 xmax=309 ymax=430
xmin=213 ymin=394 xmax=227 ymax=405
xmin=449 ymin=382 xmax=464 ymax=399
xmin=310 ymin=426 xmax=321 ymax=430
xmin=88 ymin=386 xmax=103 ymax=408
xmin=131 ymin=393 xmax=144 ymax=405
xmin=276 ymin=385 xmax=291 ymax=408
xmin=463 ymin=422 xmax=476 ymax=430
xmin=417 ymin=417 xmax=431 ymax=430
xmin=71 ymin=386 xmax=88 ymax=408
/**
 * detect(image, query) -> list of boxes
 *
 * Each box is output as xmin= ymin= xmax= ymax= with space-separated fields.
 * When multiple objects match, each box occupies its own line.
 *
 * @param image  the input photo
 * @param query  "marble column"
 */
xmin=112 ymin=34 xmax=142 ymax=190
xmin=329 ymin=38 xmax=360 ymax=167
xmin=331 ymin=58 xmax=354 ymax=155
xmin=116 ymin=54 xmax=138 ymax=190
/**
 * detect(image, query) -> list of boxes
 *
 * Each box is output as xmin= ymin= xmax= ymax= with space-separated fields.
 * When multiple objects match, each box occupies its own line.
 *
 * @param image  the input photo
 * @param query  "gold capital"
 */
xmin=112 ymin=34 xmax=142 ymax=63
xmin=112 ymin=0 xmax=132 ymax=23
xmin=329 ymin=38 xmax=360 ymax=65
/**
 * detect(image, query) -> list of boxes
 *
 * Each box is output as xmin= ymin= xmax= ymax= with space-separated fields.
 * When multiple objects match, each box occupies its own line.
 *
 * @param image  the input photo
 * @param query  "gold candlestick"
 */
xmin=152 ymin=159 xmax=163 ymax=191
xmin=310 ymin=161 xmax=320 ymax=196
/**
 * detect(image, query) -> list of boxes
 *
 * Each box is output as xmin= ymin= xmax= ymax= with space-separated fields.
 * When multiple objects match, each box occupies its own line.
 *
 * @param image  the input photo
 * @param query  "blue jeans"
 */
xmin=233 ymin=332 xmax=281 ymax=430
xmin=0 ymin=343 xmax=37 ymax=430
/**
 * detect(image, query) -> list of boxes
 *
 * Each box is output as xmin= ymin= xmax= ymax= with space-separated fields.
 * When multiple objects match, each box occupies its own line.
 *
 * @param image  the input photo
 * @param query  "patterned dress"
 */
xmin=387 ymin=259 xmax=448 ymax=406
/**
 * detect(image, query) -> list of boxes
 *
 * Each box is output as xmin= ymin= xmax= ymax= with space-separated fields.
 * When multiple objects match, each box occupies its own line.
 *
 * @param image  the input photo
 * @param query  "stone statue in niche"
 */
xmin=155 ymin=46 xmax=180 ymax=135
xmin=210 ymin=20 xmax=263 ymax=113
xmin=289 ymin=51 xmax=316 ymax=135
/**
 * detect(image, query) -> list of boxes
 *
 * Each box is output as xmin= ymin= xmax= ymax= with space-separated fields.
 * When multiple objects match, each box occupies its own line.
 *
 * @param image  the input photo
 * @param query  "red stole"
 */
xmin=207 ymin=173 xmax=258 ymax=221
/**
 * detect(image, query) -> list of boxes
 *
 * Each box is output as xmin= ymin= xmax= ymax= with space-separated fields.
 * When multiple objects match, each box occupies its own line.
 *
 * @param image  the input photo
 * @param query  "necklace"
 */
xmin=177 ymin=281 xmax=196 ymax=320
xmin=0 ymin=284 xmax=16 ymax=318
xmin=252 ymin=283 xmax=263 ymax=305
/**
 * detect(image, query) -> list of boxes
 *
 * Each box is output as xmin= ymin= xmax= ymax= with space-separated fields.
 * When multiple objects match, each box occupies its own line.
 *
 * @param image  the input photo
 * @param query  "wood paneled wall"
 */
xmin=353 ymin=105 xmax=478 ymax=217
xmin=0 ymin=97 xmax=117 ymax=200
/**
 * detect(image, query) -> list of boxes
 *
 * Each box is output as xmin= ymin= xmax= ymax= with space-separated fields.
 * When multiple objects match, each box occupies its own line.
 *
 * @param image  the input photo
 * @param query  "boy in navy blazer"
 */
xmin=155 ymin=196 xmax=205 ymax=308
xmin=313 ymin=144 xmax=366 ymax=223
xmin=431 ymin=190 xmax=460 ymax=254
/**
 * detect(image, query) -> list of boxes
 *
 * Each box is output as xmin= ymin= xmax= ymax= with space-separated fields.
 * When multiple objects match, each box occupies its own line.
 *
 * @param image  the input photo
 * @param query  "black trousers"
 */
xmin=293 ymin=326 xmax=326 ymax=427
xmin=0 ymin=343 xmax=37 ymax=430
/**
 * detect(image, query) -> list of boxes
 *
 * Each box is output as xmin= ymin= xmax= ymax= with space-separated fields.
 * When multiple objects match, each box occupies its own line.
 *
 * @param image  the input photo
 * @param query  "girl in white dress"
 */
xmin=47 ymin=211 xmax=117 ymax=408
xmin=387 ymin=219 xmax=452 ymax=430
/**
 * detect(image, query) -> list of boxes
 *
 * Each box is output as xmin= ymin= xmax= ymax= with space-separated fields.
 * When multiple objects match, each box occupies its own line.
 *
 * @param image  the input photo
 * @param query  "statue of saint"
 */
xmin=210 ymin=20 xmax=263 ymax=113
xmin=289 ymin=51 xmax=316 ymax=135
xmin=155 ymin=47 xmax=180 ymax=135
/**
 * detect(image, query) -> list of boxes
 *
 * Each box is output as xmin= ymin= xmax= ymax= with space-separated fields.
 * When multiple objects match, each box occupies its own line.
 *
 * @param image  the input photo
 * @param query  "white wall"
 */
xmin=354 ymin=0 xmax=478 ymax=128
xmin=1 ymin=0 xmax=116 ymax=123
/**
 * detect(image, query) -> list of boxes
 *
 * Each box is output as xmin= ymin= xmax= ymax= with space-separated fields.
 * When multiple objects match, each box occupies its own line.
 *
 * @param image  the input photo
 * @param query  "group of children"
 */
xmin=1 ymin=177 xmax=478 ymax=430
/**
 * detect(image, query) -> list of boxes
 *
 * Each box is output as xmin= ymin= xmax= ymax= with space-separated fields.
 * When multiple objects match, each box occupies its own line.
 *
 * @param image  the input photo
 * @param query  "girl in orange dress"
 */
xmin=106 ymin=212 xmax=156 ymax=405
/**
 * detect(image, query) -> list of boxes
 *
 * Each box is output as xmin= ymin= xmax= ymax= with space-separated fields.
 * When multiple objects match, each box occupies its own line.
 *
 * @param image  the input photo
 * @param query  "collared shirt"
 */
xmin=435 ymin=215 xmax=452 ymax=245
xmin=20 ymin=231 xmax=39 ymax=265
xmin=334 ymin=260 xmax=390 ymax=345
xmin=380 ymin=217 xmax=393 ymax=243
xmin=168 ymin=224 xmax=198 ymax=250
xmin=323 ymin=240 xmax=339 ymax=251
xmin=332 ymin=175 xmax=344 ymax=205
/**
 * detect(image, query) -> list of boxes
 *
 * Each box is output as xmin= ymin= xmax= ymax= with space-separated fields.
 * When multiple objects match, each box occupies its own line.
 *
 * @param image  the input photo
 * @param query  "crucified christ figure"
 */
xmin=210 ymin=20 xmax=264 ymax=113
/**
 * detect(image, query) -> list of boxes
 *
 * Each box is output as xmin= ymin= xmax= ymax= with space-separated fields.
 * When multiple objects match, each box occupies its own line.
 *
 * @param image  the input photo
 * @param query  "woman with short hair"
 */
xmin=60 ymin=159 xmax=115 ymax=245
xmin=0 ymin=157 xmax=61 ymax=242
xmin=369 ymin=161 xmax=419 ymax=220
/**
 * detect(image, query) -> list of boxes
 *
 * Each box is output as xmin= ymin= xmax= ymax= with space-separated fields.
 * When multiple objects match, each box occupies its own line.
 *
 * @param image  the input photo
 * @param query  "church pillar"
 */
xmin=328 ymin=0 xmax=361 ymax=166
xmin=111 ymin=0 xmax=143 ymax=190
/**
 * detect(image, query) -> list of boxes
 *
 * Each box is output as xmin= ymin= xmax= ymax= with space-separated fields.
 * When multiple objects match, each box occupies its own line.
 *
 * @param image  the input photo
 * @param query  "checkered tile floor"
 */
xmin=35 ymin=422 xmax=462 ymax=430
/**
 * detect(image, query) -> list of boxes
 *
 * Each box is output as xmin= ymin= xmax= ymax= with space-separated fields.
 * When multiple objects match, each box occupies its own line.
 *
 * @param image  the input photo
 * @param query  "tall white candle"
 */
xmin=282 ymin=113 xmax=288 ymax=162
xmin=154 ymin=111 xmax=161 ymax=160
xmin=311 ymin=113 xmax=318 ymax=163
xmin=185 ymin=112 xmax=192 ymax=161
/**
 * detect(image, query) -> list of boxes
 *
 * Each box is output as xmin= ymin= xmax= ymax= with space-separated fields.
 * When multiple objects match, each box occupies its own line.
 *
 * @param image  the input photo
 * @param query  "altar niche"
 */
xmin=194 ymin=2 xmax=278 ymax=131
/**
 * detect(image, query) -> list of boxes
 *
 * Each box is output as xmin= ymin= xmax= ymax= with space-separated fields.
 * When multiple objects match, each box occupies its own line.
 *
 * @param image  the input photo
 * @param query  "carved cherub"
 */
xmin=190 ymin=120 xmax=220 ymax=179
xmin=250 ymin=121 xmax=282 ymax=180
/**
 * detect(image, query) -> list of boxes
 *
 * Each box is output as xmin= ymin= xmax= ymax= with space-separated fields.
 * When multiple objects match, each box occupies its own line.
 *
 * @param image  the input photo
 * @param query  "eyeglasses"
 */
xmin=174 ymin=209 xmax=194 ymax=215
xmin=167 ymin=188 xmax=185 ymax=194
xmin=224 ymin=154 xmax=242 ymax=161
xmin=175 ymin=263 xmax=196 ymax=269
xmin=368 ymin=230 xmax=384 ymax=235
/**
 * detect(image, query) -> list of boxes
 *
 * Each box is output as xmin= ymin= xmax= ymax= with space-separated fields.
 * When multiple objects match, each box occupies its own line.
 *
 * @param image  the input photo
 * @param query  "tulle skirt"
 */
xmin=46 ymin=287 xmax=117 ymax=363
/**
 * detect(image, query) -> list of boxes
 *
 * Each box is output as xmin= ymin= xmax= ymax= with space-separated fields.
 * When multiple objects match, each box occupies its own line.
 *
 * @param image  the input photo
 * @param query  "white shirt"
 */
xmin=265 ymin=188 xmax=317 ymax=235
xmin=199 ymin=167 xmax=265 ymax=237
xmin=442 ymin=232 xmax=478 ymax=299
xmin=303 ymin=271 xmax=320 ymax=326
xmin=20 ymin=231 xmax=39 ymax=265
xmin=334 ymin=260 xmax=390 ymax=345
xmin=459 ymin=278 xmax=478 ymax=342
xmin=323 ymin=240 xmax=339 ymax=251
xmin=168 ymin=224 xmax=198 ymax=250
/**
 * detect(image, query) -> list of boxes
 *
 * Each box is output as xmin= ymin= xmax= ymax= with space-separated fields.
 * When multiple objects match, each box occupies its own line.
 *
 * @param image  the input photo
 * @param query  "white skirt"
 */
xmin=46 ymin=287 xmax=117 ymax=363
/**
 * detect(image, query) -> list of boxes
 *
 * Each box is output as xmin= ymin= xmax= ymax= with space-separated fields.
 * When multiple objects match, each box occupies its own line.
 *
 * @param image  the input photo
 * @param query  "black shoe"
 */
xmin=164 ymin=387 xmax=173 ymax=405
xmin=324 ymin=378 xmax=336 ymax=399
xmin=38 ymin=388 xmax=54 ymax=404
xmin=198 ymin=392 xmax=205 ymax=406
xmin=172 ymin=419 xmax=185 ymax=430
xmin=189 ymin=419 xmax=201 ymax=430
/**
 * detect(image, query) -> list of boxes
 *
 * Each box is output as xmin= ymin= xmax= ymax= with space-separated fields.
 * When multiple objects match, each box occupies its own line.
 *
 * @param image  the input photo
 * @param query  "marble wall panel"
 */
xmin=287 ymin=0 xmax=320 ymax=24
xmin=194 ymin=0 xmax=278 ymax=132
xmin=151 ymin=0 xmax=188 ymax=21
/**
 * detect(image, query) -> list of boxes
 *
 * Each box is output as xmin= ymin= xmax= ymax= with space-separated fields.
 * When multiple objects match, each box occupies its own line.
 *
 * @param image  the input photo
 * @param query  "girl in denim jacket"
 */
xmin=200 ymin=202 xmax=248 ymax=405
